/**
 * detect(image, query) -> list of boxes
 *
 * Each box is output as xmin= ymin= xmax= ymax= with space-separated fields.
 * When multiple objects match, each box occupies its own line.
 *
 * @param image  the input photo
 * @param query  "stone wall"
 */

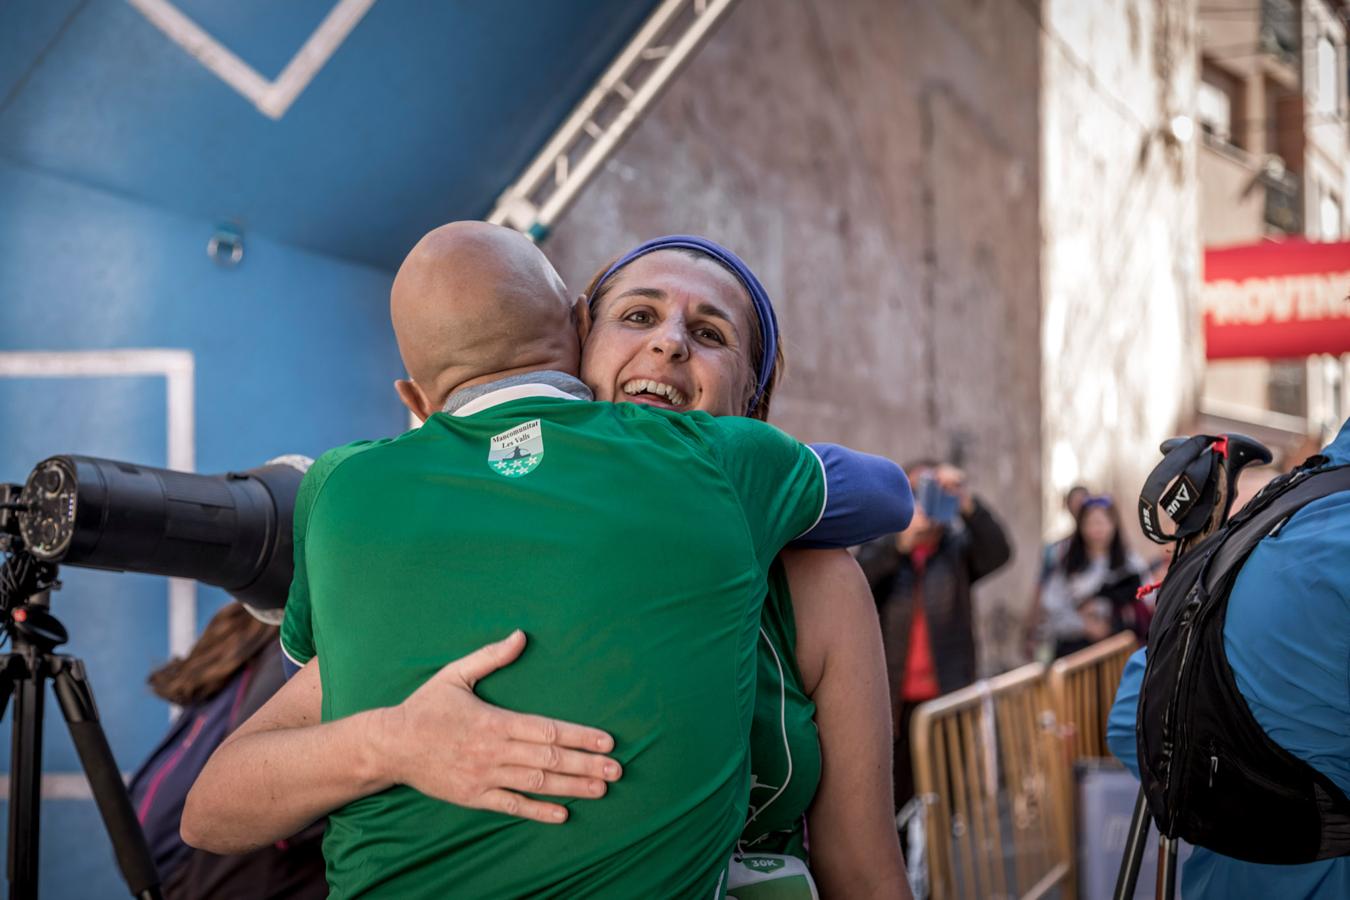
xmin=1039 ymin=0 xmax=1203 ymax=546
xmin=543 ymin=0 xmax=1044 ymax=674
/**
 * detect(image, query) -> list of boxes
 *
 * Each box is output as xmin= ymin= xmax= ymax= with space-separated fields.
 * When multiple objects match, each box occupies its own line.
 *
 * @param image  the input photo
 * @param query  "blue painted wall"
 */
xmin=0 ymin=0 xmax=659 ymax=269
xmin=0 ymin=158 xmax=404 ymax=895
xmin=0 ymin=0 xmax=665 ymax=891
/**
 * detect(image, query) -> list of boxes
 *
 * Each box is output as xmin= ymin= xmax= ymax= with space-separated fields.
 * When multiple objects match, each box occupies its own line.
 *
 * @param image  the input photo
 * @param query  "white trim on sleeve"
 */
xmin=794 ymin=444 xmax=829 ymax=540
xmin=280 ymin=638 xmax=311 ymax=671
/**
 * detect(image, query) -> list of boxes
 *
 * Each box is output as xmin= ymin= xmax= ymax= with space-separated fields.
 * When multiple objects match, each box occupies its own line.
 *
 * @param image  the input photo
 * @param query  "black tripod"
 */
xmin=0 ymin=556 xmax=160 ymax=900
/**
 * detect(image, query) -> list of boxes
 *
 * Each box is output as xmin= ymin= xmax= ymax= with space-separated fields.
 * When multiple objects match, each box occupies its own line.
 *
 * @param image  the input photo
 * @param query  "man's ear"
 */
xmin=395 ymin=378 xmax=434 ymax=422
xmin=573 ymin=295 xmax=593 ymax=344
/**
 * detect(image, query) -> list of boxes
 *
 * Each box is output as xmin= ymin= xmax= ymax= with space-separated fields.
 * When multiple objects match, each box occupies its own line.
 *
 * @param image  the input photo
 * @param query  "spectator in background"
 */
xmin=1038 ymin=496 xmax=1149 ymax=657
xmin=1044 ymin=485 xmax=1090 ymax=579
xmin=1025 ymin=484 xmax=1090 ymax=658
xmin=857 ymin=461 xmax=1012 ymax=811
xmin=130 ymin=604 xmax=325 ymax=900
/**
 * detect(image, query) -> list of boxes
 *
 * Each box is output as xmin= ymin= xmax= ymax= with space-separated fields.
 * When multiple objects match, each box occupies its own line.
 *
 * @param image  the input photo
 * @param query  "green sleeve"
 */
xmin=279 ymin=442 xmax=374 ymax=667
xmin=695 ymin=416 xmax=827 ymax=568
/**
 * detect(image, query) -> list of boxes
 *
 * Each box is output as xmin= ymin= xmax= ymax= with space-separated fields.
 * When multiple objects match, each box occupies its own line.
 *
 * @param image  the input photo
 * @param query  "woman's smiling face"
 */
xmin=580 ymin=250 xmax=758 ymax=418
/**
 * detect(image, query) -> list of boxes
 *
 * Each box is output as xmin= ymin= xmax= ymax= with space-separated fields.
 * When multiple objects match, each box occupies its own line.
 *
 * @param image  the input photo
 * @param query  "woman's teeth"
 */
xmin=621 ymin=379 xmax=687 ymax=407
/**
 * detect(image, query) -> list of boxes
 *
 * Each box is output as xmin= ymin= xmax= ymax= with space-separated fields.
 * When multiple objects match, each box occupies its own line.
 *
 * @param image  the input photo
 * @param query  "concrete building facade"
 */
xmin=1197 ymin=0 xmax=1350 ymax=457
xmin=1039 ymin=0 xmax=1203 ymax=538
xmin=543 ymin=0 xmax=1202 ymax=672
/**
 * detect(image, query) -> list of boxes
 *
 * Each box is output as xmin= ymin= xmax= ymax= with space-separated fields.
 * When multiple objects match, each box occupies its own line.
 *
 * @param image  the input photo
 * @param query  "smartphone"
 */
xmin=917 ymin=472 xmax=960 ymax=526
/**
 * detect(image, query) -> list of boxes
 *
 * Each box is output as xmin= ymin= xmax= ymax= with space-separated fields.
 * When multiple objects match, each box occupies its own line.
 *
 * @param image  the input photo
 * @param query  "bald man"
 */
xmin=388 ymin=222 xmax=582 ymax=421
xmin=185 ymin=223 xmax=906 ymax=899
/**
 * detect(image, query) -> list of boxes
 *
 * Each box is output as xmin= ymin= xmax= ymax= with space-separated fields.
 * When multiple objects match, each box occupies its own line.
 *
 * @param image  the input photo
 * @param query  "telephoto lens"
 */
xmin=13 ymin=455 xmax=308 ymax=612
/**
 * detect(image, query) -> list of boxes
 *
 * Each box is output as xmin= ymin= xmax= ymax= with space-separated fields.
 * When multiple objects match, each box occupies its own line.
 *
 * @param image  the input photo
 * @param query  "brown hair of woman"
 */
xmin=147 ymin=604 xmax=277 ymax=707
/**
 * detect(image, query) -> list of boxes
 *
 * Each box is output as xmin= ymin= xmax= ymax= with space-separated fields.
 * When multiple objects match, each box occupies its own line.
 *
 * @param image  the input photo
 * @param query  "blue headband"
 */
xmin=585 ymin=235 xmax=779 ymax=415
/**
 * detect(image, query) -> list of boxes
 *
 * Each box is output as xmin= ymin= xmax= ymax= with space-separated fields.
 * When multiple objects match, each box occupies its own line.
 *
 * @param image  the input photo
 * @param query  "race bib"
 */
xmin=725 ymin=853 xmax=819 ymax=900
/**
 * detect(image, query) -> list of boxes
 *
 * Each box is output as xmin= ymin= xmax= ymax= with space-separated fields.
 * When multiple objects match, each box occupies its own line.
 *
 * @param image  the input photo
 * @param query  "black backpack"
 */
xmin=1136 ymin=459 xmax=1350 ymax=864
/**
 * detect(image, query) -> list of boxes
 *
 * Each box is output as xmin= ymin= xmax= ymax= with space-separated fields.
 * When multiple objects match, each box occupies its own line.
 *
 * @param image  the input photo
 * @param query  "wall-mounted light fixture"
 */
xmin=207 ymin=223 xmax=244 ymax=267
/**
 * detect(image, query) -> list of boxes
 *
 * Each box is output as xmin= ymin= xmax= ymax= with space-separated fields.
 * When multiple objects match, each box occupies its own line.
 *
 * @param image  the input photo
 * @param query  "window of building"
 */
xmin=1198 ymin=80 xmax=1232 ymax=143
xmin=1268 ymin=359 xmax=1308 ymax=418
xmin=1200 ymin=61 xmax=1244 ymax=149
xmin=1316 ymin=35 xmax=1341 ymax=117
xmin=1320 ymin=189 xmax=1343 ymax=239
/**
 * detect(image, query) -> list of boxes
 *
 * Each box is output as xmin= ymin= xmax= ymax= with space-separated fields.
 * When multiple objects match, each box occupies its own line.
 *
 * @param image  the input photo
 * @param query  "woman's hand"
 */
xmin=184 ymin=632 xmax=622 ymax=854
xmin=1078 ymin=600 xmax=1113 ymax=641
xmin=377 ymin=630 xmax=623 ymax=824
xmin=934 ymin=464 xmax=975 ymax=515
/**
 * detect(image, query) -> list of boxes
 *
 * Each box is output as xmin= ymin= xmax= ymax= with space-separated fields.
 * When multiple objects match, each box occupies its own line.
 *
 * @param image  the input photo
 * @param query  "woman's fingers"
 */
xmin=497 ymin=740 xmax=622 ymax=782
xmin=477 ymin=789 xmax=570 ymax=824
xmin=498 ymin=710 xmax=615 ymax=753
xmin=441 ymin=630 xmax=528 ymax=689
xmin=495 ymin=766 xmax=609 ymax=800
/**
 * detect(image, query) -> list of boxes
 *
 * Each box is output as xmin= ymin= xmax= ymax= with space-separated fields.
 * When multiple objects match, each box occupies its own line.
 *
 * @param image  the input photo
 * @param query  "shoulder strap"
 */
xmin=1204 ymin=465 xmax=1350 ymax=593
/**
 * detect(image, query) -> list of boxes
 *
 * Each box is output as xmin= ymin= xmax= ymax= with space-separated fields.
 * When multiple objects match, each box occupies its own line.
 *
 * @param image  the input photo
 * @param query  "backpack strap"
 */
xmin=1203 ymin=465 xmax=1350 ymax=594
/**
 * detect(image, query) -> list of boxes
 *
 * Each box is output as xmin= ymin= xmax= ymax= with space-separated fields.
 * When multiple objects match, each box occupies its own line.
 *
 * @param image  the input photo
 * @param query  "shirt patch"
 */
xmin=488 ymin=419 xmax=544 ymax=478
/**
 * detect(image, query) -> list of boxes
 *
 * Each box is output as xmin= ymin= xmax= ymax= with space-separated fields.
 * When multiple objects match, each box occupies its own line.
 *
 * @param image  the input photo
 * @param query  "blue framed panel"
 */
xmin=0 ymin=161 xmax=404 ymax=897
xmin=0 ymin=374 xmax=172 ymax=893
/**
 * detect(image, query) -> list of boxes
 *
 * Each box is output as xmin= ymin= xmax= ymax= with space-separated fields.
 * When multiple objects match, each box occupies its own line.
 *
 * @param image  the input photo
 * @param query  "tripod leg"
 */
xmin=7 ymin=653 xmax=44 ymax=900
xmin=0 ymin=657 xmax=16 ymax=725
xmin=1158 ymin=835 xmax=1179 ymax=900
xmin=1112 ymin=787 xmax=1151 ymax=900
xmin=49 ymin=658 xmax=161 ymax=900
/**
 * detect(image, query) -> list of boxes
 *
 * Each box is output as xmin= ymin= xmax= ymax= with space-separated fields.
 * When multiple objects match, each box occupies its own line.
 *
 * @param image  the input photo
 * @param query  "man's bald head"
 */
xmin=391 ymin=222 xmax=579 ymax=415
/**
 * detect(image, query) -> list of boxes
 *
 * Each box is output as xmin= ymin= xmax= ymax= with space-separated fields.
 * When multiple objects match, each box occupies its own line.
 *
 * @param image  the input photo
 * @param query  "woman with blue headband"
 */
xmin=575 ymin=236 xmax=910 ymax=896
xmin=188 ymin=230 xmax=910 ymax=898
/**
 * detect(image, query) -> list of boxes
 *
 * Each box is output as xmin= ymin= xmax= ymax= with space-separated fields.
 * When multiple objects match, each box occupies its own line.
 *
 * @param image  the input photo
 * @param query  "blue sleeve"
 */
xmin=1107 ymin=647 xmax=1148 ymax=778
xmin=792 ymin=443 xmax=913 ymax=548
xmin=281 ymin=650 xmax=302 ymax=681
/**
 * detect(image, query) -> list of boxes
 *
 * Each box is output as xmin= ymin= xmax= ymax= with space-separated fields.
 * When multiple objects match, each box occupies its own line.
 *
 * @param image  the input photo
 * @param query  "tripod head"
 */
xmin=0 ymin=551 xmax=68 ymax=654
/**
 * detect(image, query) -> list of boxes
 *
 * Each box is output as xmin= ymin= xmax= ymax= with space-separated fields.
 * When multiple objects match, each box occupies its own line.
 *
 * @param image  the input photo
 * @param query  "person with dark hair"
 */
xmin=1044 ymin=484 xmax=1089 ymax=577
xmin=856 ymin=460 xmax=1012 ymax=812
xmin=130 ymin=603 xmax=325 ymax=899
xmin=1037 ymin=495 xmax=1148 ymax=657
xmin=1024 ymin=484 xmax=1091 ymax=658
xmin=184 ymin=225 xmax=913 ymax=898
xmin=577 ymin=240 xmax=910 ymax=896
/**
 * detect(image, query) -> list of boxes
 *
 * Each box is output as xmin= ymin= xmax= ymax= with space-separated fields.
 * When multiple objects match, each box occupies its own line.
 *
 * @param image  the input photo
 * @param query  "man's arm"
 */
xmin=793 ymin=444 xmax=913 ymax=548
xmin=962 ymin=500 xmax=1012 ymax=582
xmin=785 ymin=549 xmax=913 ymax=900
xmin=1106 ymin=647 xmax=1148 ymax=778
xmin=183 ymin=632 xmax=622 ymax=853
xmin=928 ymin=465 xmax=1010 ymax=582
xmin=183 ymin=655 xmax=375 ymax=852
xmin=854 ymin=535 xmax=901 ymax=591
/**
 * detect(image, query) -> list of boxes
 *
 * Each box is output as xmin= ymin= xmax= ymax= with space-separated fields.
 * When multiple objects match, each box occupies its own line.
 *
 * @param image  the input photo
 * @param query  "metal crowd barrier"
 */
xmin=907 ymin=634 xmax=1141 ymax=899
xmin=910 ymin=663 xmax=1073 ymax=900
xmin=1047 ymin=632 xmax=1138 ymax=762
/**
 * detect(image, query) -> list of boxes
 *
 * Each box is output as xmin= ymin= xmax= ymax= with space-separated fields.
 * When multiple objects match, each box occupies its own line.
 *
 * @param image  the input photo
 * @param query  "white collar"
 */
xmin=451 ymin=383 xmax=584 ymax=417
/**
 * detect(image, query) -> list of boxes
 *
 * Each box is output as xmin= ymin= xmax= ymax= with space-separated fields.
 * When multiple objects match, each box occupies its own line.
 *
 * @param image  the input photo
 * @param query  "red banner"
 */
xmin=1203 ymin=239 xmax=1350 ymax=359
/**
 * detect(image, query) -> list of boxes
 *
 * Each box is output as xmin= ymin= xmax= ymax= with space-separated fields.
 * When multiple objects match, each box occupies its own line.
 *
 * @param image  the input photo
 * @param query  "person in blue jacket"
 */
xmin=1107 ymin=416 xmax=1350 ymax=899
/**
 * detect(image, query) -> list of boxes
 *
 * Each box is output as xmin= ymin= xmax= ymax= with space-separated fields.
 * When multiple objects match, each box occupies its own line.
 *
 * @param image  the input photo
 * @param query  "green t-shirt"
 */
xmin=281 ymin=392 xmax=825 ymax=899
xmin=740 ymin=562 xmax=822 ymax=863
